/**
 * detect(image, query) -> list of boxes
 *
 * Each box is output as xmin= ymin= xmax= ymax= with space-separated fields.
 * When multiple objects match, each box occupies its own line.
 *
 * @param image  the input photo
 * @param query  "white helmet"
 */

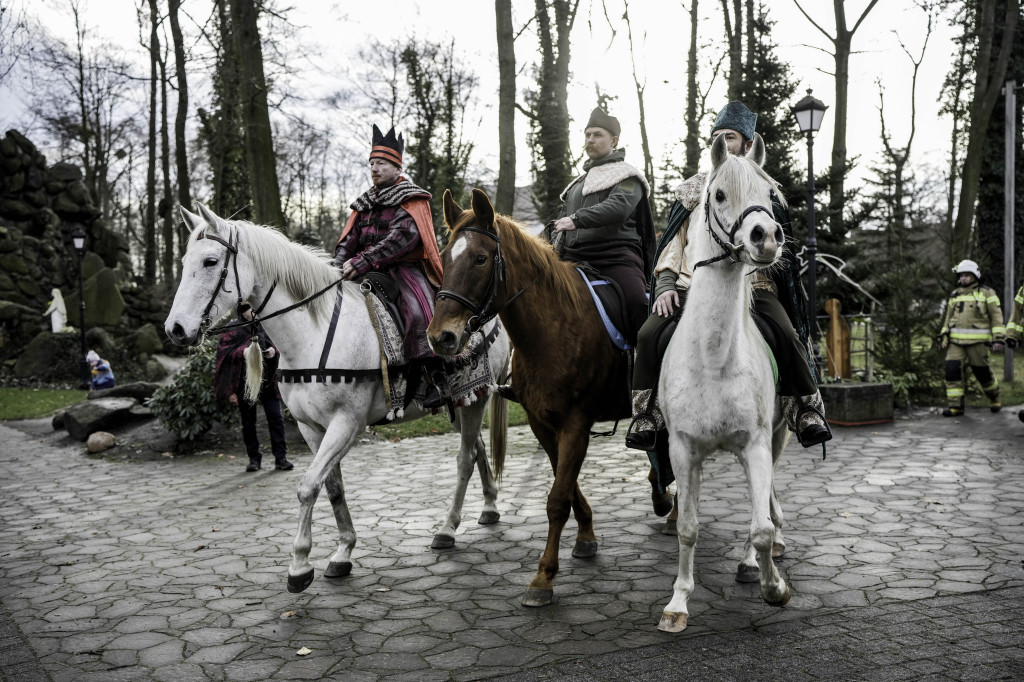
xmin=953 ymin=259 xmax=981 ymax=279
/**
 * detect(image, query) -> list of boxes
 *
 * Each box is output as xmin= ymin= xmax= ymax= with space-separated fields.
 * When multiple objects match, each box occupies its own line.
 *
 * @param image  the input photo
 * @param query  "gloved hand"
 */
xmin=937 ymin=333 xmax=948 ymax=350
xmin=1007 ymin=337 xmax=1019 ymax=350
xmin=991 ymin=341 xmax=1005 ymax=353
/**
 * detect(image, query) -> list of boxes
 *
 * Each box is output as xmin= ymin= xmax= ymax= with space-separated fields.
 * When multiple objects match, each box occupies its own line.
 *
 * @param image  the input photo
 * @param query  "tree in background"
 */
xmin=948 ymin=0 xmax=1017 ymax=259
xmin=792 ymin=0 xmax=880 ymax=239
xmin=494 ymin=0 xmax=516 ymax=216
xmin=972 ymin=2 xmax=1023 ymax=296
xmin=197 ymin=0 xmax=250 ymax=221
xmin=227 ymin=0 xmax=284 ymax=228
xmin=168 ymin=0 xmax=192 ymax=260
xmin=526 ymin=0 xmax=580 ymax=222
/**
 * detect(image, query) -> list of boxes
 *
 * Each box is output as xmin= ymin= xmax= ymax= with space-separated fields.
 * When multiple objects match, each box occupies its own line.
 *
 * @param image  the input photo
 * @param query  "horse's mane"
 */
xmin=190 ymin=220 xmax=340 ymax=321
xmin=449 ymin=211 xmax=587 ymax=319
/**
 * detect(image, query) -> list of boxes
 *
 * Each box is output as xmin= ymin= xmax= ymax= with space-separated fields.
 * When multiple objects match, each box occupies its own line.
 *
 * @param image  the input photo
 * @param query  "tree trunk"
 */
xmin=622 ymin=0 xmax=654 ymax=207
xmin=160 ymin=50 xmax=174 ymax=283
xmin=144 ymin=0 xmax=159 ymax=281
xmin=168 ymin=0 xmax=192 ymax=257
xmin=951 ymin=0 xmax=1018 ymax=259
xmin=720 ymin=0 xmax=742 ymax=99
xmin=228 ymin=0 xmax=285 ymax=228
xmin=684 ymin=0 xmax=700 ymax=178
xmin=495 ymin=0 xmax=516 ymax=216
xmin=531 ymin=0 xmax=579 ymax=221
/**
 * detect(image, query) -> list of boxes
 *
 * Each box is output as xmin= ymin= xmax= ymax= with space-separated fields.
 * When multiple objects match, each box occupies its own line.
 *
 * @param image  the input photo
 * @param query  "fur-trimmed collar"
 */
xmin=672 ymin=171 xmax=709 ymax=212
xmin=561 ymin=156 xmax=650 ymax=200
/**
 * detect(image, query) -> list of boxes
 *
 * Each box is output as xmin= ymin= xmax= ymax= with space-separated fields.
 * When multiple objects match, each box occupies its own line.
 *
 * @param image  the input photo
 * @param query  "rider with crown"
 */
xmin=335 ymin=124 xmax=447 ymax=407
xmin=628 ymin=101 xmax=832 ymax=484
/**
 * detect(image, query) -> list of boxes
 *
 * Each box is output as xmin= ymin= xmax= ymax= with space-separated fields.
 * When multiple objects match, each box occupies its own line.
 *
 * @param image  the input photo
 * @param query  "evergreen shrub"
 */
xmin=148 ymin=340 xmax=235 ymax=443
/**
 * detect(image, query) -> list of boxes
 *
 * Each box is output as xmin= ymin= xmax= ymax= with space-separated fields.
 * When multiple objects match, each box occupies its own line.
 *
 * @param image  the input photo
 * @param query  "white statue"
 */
xmin=43 ymin=288 xmax=68 ymax=333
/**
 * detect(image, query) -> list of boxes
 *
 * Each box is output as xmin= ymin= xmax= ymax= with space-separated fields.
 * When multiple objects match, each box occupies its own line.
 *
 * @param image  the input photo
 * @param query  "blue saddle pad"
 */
xmin=576 ymin=268 xmax=632 ymax=351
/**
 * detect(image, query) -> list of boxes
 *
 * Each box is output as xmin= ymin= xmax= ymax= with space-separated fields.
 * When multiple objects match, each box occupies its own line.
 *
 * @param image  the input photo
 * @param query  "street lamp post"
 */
xmin=790 ymin=88 xmax=829 ymax=371
xmin=71 ymin=227 xmax=90 ymax=389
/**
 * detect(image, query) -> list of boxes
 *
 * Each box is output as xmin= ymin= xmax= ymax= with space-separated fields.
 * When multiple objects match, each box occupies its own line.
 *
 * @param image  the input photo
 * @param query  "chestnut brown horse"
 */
xmin=428 ymin=188 xmax=632 ymax=606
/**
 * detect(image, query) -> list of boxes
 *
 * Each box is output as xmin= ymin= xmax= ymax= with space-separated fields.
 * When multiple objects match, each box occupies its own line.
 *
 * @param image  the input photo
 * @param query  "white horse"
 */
xmin=164 ymin=203 xmax=510 ymax=594
xmin=657 ymin=134 xmax=792 ymax=632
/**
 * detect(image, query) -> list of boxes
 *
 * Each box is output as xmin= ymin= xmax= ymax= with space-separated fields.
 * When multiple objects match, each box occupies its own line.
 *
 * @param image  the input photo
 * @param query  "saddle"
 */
xmin=575 ymin=266 xmax=633 ymax=351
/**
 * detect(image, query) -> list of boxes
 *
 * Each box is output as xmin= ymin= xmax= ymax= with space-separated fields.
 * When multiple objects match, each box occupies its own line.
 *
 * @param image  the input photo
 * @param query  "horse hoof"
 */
xmin=652 ymin=492 xmax=673 ymax=517
xmin=522 ymin=588 xmax=553 ymax=607
xmin=662 ymin=519 xmax=677 ymax=536
xmin=324 ymin=561 xmax=352 ymax=578
xmin=287 ymin=568 xmax=314 ymax=593
xmin=478 ymin=510 xmax=500 ymax=525
xmin=766 ymin=584 xmax=791 ymax=607
xmin=431 ymin=534 xmax=455 ymax=549
xmin=657 ymin=611 xmax=688 ymax=632
xmin=572 ymin=540 xmax=598 ymax=558
xmin=735 ymin=563 xmax=760 ymax=583
xmin=772 ymin=542 xmax=785 ymax=558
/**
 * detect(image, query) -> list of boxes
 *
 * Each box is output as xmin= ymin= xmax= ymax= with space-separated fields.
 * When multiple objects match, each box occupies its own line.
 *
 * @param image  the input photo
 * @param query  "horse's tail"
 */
xmin=243 ymin=338 xmax=264 ymax=404
xmin=488 ymin=392 xmax=507 ymax=487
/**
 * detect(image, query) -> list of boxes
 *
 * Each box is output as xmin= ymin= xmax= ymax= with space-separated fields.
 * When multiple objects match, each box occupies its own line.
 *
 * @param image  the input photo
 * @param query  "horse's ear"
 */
xmin=749 ymin=133 xmax=766 ymax=168
xmin=711 ymin=134 xmax=730 ymax=169
xmin=443 ymin=189 xmax=463 ymax=228
xmin=179 ymin=206 xmax=202 ymax=231
xmin=196 ymin=202 xmax=223 ymax=232
xmin=470 ymin=188 xmax=495 ymax=230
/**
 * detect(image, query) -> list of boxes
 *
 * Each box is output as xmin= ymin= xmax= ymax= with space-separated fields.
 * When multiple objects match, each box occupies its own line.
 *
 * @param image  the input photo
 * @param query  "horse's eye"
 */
xmin=203 ymin=257 xmax=218 ymax=267
xmin=715 ymin=189 xmax=726 ymax=202
xmin=474 ymin=255 xmax=488 ymax=266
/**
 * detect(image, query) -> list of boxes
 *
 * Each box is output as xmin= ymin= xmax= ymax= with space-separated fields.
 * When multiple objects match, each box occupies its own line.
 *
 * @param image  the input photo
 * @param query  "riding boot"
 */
xmin=781 ymin=392 xmax=832 ymax=448
xmin=626 ymin=389 xmax=663 ymax=451
xmin=420 ymin=359 xmax=451 ymax=410
xmin=495 ymin=384 xmax=519 ymax=402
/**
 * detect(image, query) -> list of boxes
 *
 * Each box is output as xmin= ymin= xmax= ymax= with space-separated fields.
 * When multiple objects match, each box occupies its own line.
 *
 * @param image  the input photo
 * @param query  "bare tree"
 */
xmin=144 ymin=0 xmax=160 ymax=281
xmin=495 ymin=0 xmax=516 ymax=215
xmin=527 ymin=0 xmax=581 ymax=221
xmin=228 ymin=0 xmax=285 ymax=228
xmin=720 ymin=0 xmax=742 ymax=98
xmin=622 ymin=1 xmax=654 ymax=202
xmin=792 ymin=0 xmax=881 ymax=236
xmin=683 ymin=0 xmax=701 ymax=177
xmin=0 ymin=2 xmax=27 ymax=86
xmin=168 ymin=0 xmax=192 ymax=257
xmin=950 ymin=0 xmax=1018 ymax=258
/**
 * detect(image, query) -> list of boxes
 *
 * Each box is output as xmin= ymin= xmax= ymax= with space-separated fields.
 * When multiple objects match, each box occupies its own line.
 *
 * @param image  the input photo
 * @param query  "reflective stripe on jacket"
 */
xmin=940 ymin=284 xmax=1005 ymax=344
xmin=1007 ymin=285 xmax=1024 ymax=341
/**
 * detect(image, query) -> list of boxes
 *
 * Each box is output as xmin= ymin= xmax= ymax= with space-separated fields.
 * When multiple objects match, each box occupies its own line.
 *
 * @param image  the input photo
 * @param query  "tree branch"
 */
xmin=792 ymin=0 xmax=835 ymax=43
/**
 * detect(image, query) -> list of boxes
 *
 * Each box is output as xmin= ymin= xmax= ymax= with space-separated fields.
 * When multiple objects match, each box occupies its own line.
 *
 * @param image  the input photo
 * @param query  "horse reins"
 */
xmin=435 ymin=225 xmax=531 ymax=336
xmin=196 ymin=227 xmax=343 ymax=337
xmin=692 ymin=179 xmax=775 ymax=271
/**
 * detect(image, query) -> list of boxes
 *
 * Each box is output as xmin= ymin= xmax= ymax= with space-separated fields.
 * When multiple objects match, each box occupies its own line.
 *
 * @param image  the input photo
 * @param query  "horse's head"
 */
xmin=428 ymin=188 xmax=504 ymax=356
xmin=702 ymin=133 xmax=784 ymax=270
xmin=165 ymin=202 xmax=254 ymax=346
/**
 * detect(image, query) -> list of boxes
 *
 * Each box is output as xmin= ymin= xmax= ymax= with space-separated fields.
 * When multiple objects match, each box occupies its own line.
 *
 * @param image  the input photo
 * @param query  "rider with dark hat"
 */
xmin=628 ymin=101 xmax=831 ymax=476
xmin=335 ymin=124 xmax=447 ymax=406
xmin=548 ymin=107 xmax=657 ymax=345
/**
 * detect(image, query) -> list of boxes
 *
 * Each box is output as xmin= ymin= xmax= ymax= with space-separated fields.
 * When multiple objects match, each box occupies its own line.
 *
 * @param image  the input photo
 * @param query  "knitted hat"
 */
xmin=711 ymin=101 xmax=757 ymax=141
xmin=370 ymin=124 xmax=404 ymax=167
xmin=86 ymin=350 xmax=99 ymax=363
xmin=586 ymin=107 xmax=621 ymax=137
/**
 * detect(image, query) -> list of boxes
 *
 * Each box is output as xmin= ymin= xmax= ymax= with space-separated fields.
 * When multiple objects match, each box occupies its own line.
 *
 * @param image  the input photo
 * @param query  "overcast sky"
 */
xmin=2 ymin=0 xmax=960 ymax=190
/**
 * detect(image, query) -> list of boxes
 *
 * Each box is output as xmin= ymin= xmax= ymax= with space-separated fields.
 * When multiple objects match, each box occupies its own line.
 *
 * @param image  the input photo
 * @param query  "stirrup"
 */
xmin=495 ymin=384 xmax=518 ymax=402
xmin=625 ymin=413 xmax=658 ymax=451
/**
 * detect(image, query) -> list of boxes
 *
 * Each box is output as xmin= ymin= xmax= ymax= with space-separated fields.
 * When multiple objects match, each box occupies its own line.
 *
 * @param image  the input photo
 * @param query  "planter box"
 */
xmin=819 ymin=382 xmax=894 ymax=426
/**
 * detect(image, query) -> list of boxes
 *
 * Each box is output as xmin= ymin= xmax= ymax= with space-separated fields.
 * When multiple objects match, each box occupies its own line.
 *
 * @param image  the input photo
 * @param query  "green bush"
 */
xmin=148 ymin=341 xmax=235 ymax=443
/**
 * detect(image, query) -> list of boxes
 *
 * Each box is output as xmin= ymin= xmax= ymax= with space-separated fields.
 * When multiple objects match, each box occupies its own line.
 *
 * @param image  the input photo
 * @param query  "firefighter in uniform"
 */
xmin=938 ymin=259 xmax=1005 ymax=417
xmin=1004 ymin=281 xmax=1023 ymax=423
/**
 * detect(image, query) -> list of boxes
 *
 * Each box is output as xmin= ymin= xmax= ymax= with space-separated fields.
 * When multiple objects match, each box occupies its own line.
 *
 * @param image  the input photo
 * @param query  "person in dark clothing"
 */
xmin=628 ymin=100 xmax=831 ymax=460
xmin=214 ymin=303 xmax=293 ymax=472
xmin=549 ymin=107 xmax=656 ymax=345
xmin=334 ymin=124 xmax=448 ymax=408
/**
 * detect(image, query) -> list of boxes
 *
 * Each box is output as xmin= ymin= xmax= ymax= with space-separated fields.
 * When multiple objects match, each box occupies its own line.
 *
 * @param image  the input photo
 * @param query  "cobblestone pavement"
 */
xmin=1 ymin=405 xmax=1023 ymax=681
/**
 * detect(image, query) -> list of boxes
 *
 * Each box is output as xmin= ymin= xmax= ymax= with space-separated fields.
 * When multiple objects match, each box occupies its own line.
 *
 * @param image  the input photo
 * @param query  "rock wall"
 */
xmin=0 ymin=130 xmax=173 ymax=376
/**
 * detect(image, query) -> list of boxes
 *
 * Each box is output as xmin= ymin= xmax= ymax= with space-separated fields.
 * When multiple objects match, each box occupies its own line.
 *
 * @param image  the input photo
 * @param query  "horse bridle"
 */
xmin=693 ymin=178 xmax=776 ymax=270
xmin=195 ymin=227 xmax=336 ymax=337
xmin=435 ymin=225 xmax=531 ymax=336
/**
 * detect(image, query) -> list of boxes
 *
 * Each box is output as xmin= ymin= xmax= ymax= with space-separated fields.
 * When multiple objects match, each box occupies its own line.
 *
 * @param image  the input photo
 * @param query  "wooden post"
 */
xmin=825 ymin=298 xmax=851 ymax=379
